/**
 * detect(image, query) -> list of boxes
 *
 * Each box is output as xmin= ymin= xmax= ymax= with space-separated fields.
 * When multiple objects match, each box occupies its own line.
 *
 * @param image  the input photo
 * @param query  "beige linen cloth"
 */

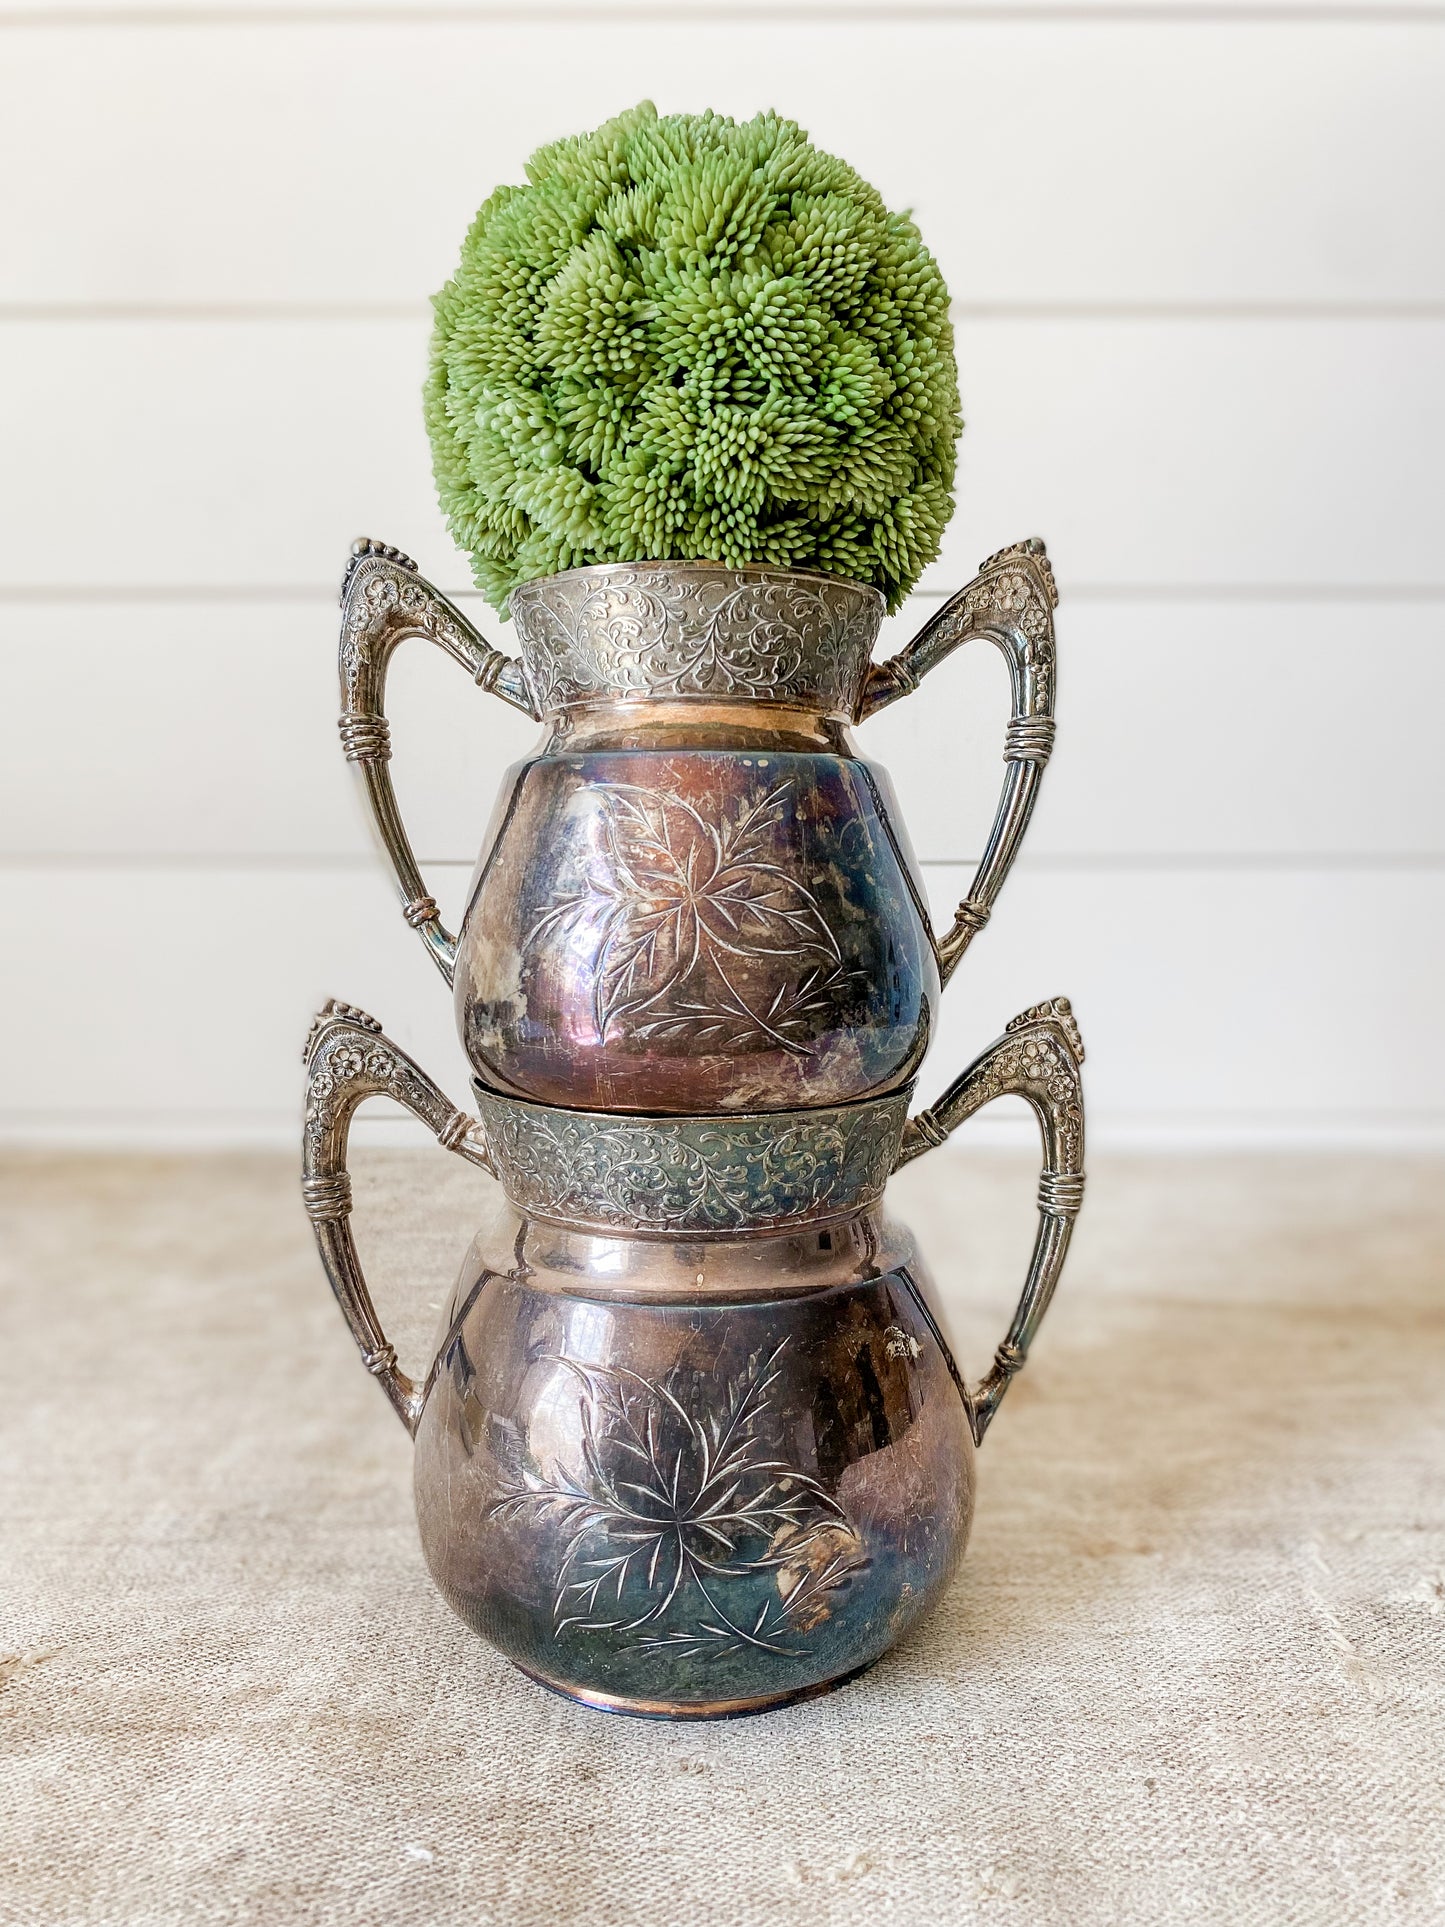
xmin=2 ymin=1148 xmax=1442 ymax=1927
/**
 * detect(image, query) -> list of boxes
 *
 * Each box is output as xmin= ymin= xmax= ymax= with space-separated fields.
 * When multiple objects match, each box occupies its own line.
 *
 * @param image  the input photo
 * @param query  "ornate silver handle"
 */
xmin=893 ymin=995 xmax=1085 ymax=1443
xmin=860 ymin=537 xmax=1058 ymax=985
xmin=338 ymin=539 xmax=536 ymax=985
xmin=300 ymin=999 xmax=493 ymax=1435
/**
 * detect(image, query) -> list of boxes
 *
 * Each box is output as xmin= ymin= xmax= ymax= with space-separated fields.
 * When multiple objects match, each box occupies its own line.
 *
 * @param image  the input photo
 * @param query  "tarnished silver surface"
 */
xmin=301 ymin=997 xmax=1084 ymax=1431
xmin=452 ymin=744 xmax=939 ymax=1114
xmin=299 ymin=996 xmax=1084 ymax=1711
xmin=335 ymin=540 xmax=1063 ymax=1109
xmin=470 ymin=1083 xmax=909 ymax=1237
xmin=316 ymin=522 xmax=1079 ymax=1713
xmin=509 ymin=561 xmax=883 ymax=719
xmin=417 ymin=1208 xmax=973 ymax=1715
xmin=481 ymin=1332 xmax=875 ymax=1661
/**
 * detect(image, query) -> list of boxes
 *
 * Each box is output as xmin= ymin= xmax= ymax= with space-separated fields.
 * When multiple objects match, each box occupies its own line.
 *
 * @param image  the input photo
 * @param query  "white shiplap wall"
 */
xmin=3 ymin=6 xmax=1443 ymax=1146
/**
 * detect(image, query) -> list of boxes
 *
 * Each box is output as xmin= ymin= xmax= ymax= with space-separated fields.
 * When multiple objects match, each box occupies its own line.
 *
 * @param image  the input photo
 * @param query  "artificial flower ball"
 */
xmin=426 ymin=101 xmax=961 ymax=613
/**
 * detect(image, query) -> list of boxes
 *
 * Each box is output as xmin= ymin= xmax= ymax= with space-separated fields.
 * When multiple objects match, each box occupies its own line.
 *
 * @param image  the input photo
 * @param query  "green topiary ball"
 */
xmin=426 ymin=101 xmax=961 ymax=613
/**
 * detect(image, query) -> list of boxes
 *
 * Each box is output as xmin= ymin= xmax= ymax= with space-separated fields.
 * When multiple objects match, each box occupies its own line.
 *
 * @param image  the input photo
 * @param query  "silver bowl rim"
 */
xmin=508 ymin=555 xmax=888 ymax=614
xmin=468 ymin=1075 xmax=916 ymax=1132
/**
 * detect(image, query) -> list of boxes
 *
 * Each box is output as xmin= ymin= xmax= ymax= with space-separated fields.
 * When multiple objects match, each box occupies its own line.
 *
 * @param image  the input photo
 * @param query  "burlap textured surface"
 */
xmin=2 ymin=1148 xmax=1442 ymax=1927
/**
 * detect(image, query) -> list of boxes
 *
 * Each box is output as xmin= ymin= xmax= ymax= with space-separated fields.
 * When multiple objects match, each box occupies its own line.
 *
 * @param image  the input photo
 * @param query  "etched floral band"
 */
xmin=508 ymin=561 xmax=883 ymax=719
xmin=469 ymin=1086 xmax=910 ymax=1237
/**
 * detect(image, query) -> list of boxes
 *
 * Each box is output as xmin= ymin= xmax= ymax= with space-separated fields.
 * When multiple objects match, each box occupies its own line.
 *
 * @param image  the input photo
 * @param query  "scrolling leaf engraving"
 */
xmin=526 ymin=782 xmax=853 ymax=1055
xmin=473 ymin=1090 xmax=905 ymax=1235
xmin=510 ymin=567 xmax=880 ymax=716
xmin=490 ymin=1342 xmax=866 ymax=1659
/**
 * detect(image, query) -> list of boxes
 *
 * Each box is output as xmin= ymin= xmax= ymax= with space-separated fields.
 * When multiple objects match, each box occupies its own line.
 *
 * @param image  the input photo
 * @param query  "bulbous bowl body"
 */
xmin=454 ymin=736 xmax=939 ymax=1113
xmin=451 ymin=561 xmax=940 ymax=1115
xmin=413 ymin=1200 xmax=975 ymax=1717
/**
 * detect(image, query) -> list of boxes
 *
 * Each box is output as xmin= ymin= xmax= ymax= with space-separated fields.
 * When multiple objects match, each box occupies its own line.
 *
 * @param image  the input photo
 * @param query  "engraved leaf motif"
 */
xmin=631 ymin=958 xmax=856 ymax=1052
xmin=526 ymin=782 xmax=846 ymax=1054
xmin=488 ymin=1341 xmax=866 ymax=1659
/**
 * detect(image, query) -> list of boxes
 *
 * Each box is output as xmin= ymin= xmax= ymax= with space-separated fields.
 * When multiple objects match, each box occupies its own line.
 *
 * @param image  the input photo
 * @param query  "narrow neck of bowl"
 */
xmin=473 ymin=1199 xmax=896 ymax=1303
xmin=545 ymin=695 xmax=852 ymax=752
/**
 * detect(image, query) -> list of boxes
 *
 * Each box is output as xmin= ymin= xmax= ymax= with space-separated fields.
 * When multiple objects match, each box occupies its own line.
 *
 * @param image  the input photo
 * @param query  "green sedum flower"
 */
xmin=427 ymin=101 xmax=962 ymax=613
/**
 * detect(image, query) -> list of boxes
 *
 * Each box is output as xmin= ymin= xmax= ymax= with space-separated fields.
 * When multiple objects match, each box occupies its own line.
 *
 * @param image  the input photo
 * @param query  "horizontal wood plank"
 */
xmin=5 ymin=598 xmax=1442 ymax=862
xmin=2 ymin=861 xmax=1439 ymax=1142
xmin=24 ymin=3 xmax=1423 ymax=16
xmin=3 ymin=21 xmax=1442 ymax=306
xmin=2 ymin=317 xmax=1441 ymax=594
